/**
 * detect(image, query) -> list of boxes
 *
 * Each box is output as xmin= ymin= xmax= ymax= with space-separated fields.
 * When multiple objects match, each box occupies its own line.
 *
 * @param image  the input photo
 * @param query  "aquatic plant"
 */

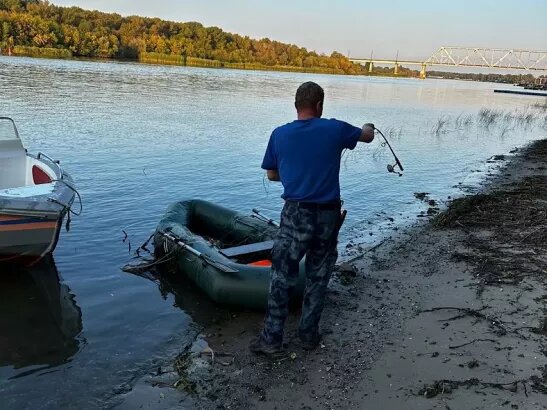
xmin=453 ymin=113 xmax=463 ymax=130
xmin=463 ymin=115 xmax=474 ymax=127
xmin=427 ymin=103 xmax=547 ymax=140
xmin=499 ymin=124 xmax=513 ymax=138
xmin=502 ymin=111 xmax=515 ymax=123
xmin=478 ymin=108 xmax=504 ymax=127
xmin=381 ymin=126 xmax=403 ymax=140
xmin=432 ymin=116 xmax=450 ymax=136
xmin=532 ymin=101 xmax=547 ymax=112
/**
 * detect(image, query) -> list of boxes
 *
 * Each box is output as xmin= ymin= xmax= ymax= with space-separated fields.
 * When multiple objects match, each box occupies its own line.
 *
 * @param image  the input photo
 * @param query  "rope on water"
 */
xmin=136 ymin=233 xmax=154 ymax=257
xmin=121 ymin=246 xmax=176 ymax=274
xmin=121 ymin=232 xmax=173 ymax=273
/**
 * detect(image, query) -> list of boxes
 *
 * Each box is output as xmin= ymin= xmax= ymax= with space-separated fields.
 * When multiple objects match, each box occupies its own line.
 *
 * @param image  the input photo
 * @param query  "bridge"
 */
xmin=350 ymin=47 xmax=547 ymax=79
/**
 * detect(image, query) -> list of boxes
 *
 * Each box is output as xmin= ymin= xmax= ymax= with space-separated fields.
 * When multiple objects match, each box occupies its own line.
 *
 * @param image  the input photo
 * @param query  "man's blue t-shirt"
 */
xmin=261 ymin=118 xmax=361 ymax=203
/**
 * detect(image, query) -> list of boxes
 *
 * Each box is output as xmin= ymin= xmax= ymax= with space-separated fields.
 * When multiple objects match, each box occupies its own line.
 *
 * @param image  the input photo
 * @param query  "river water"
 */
xmin=0 ymin=56 xmax=545 ymax=409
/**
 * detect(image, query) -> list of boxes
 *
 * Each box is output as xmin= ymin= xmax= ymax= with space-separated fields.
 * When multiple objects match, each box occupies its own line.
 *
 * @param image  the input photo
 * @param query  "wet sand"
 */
xmin=117 ymin=139 xmax=547 ymax=409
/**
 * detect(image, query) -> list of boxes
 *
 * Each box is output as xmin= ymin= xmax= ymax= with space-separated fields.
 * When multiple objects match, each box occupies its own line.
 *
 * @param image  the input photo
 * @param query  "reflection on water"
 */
xmin=0 ymin=257 xmax=83 ymax=377
xmin=130 ymin=264 xmax=232 ymax=327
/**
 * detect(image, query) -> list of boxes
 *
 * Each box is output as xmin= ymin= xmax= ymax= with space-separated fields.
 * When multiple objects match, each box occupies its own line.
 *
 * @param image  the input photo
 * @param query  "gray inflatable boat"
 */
xmin=154 ymin=199 xmax=306 ymax=309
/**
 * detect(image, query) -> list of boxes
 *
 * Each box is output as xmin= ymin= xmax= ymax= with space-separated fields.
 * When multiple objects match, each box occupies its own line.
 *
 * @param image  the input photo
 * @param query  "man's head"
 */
xmin=295 ymin=82 xmax=324 ymax=118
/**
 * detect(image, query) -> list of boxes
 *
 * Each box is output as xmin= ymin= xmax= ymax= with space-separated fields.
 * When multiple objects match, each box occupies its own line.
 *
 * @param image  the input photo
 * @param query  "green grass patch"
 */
xmin=12 ymin=46 xmax=72 ymax=59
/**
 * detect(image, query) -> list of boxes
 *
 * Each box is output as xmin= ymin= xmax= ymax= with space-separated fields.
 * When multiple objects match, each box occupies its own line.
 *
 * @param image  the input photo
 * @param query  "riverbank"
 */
xmin=124 ymin=138 xmax=547 ymax=409
xmin=1 ymin=51 xmax=414 ymax=78
xmin=138 ymin=52 xmax=413 ymax=77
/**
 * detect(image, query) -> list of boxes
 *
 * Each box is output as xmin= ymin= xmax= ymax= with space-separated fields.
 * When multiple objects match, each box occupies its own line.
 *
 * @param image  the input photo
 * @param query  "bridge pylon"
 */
xmin=420 ymin=64 xmax=427 ymax=79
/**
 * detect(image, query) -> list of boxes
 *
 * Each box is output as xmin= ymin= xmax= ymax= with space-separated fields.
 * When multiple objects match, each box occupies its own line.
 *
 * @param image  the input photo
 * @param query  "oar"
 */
xmin=158 ymin=231 xmax=238 ymax=273
xmin=251 ymin=208 xmax=280 ymax=227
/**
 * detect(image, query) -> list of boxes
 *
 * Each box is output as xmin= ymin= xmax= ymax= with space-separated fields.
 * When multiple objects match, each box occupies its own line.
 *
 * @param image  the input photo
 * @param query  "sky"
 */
xmin=51 ymin=0 xmax=547 ymax=60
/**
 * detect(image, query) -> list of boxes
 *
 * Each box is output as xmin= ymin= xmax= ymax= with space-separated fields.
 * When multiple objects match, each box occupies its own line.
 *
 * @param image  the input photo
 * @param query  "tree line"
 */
xmin=0 ymin=0 xmax=369 ymax=74
xmin=427 ymin=70 xmax=540 ymax=85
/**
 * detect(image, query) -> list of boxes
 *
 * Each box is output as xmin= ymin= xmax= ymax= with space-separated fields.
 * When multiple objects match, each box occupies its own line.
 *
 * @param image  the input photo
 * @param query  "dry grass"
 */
xmin=433 ymin=139 xmax=547 ymax=288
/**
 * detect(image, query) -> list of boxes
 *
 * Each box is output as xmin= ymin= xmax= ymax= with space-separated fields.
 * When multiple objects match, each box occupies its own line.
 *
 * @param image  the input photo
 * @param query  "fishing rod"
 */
xmin=373 ymin=126 xmax=404 ymax=176
xmin=251 ymin=208 xmax=280 ymax=227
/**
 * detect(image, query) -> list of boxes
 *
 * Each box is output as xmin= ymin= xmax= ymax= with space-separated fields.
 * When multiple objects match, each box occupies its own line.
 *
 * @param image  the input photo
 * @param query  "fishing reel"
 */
xmin=387 ymin=163 xmax=403 ymax=176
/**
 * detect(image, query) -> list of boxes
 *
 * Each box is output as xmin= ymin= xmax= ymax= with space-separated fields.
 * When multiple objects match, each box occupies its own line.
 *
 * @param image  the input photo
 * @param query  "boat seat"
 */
xmin=220 ymin=240 xmax=274 ymax=258
xmin=0 ymin=139 xmax=27 ymax=189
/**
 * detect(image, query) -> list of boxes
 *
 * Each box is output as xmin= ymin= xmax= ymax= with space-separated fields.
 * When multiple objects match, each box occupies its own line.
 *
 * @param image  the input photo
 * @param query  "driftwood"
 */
xmin=419 ymin=306 xmax=507 ymax=335
xmin=448 ymin=338 xmax=498 ymax=350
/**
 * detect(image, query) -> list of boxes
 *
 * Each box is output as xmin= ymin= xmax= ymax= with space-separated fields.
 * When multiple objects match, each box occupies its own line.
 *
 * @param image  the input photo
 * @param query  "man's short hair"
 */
xmin=295 ymin=82 xmax=324 ymax=110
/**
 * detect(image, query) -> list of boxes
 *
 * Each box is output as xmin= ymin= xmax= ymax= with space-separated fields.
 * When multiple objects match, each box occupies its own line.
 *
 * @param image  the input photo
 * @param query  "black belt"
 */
xmin=286 ymin=200 xmax=341 ymax=210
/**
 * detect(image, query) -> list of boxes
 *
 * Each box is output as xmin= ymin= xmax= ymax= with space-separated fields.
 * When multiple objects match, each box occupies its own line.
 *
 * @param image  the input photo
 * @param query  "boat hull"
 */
xmin=0 ymin=118 xmax=76 ymax=266
xmin=0 ymin=214 xmax=63 ymax=266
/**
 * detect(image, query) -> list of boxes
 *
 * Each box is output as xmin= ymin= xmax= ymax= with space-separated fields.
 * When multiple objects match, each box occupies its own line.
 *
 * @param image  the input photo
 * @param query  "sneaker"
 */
xmin=299 ymin=338 xmax=321 ymax=351
xmin=298 ymin=332 xmax=322 ymax=351
xmin=249 ymin=336 xmax=284 ymax=357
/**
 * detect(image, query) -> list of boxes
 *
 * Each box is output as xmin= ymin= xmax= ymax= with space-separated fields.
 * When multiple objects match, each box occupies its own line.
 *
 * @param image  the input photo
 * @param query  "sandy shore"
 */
xmin=116 ymin=139 xmax=547 ymax=409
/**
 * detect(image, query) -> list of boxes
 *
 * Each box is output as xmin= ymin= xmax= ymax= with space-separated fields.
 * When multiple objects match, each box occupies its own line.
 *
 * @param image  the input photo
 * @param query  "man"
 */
xmin=250 ymin=81 xmax=375 ymax=355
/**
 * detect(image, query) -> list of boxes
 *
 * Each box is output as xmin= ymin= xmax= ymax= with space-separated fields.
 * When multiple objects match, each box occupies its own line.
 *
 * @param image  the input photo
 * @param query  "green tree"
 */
xmin=0 ymin=0 xmax=23 ymax=12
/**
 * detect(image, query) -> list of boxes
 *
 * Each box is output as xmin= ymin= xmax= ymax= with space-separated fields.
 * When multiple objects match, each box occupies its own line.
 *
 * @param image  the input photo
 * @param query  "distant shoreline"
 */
xmin=2 ymin=53 xmax=537 ymax=87
xmin=1 ymin=50 xmax=415 ymax=79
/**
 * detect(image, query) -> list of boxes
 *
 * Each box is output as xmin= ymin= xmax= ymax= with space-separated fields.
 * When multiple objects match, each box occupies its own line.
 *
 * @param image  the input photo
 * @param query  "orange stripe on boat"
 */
xmin=0 ymin=222 xmax=57 ymax=232
xmin=0 ymin=215 xmax=25 ymax=222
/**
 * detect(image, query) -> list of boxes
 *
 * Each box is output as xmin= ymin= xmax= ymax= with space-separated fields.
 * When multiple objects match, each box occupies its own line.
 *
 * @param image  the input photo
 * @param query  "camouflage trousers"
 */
xmin=261 ymin=200 xmax=341 ymax=347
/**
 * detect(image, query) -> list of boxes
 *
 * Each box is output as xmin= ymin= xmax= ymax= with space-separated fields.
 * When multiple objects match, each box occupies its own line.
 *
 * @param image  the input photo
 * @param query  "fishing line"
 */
xmin=374 ymin=126 xmax=404 ymax=176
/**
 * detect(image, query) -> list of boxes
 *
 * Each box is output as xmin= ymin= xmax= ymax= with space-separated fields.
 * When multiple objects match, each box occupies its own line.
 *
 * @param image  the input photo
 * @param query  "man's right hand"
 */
xmin=359 ymin=123 xmax=375 ymax=143
xmin=266 ymin=169 xmax=281 ymax=181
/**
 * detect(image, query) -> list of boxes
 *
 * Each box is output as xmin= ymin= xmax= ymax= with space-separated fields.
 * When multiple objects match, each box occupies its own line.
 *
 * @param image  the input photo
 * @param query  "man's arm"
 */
xmin=262 ymin=131 xmax=279 ymax=180
xmin=359 ymin=123 xmax=375 ymax=143
xmin=266 ymin=169 xmax=280 ymax=181
xmin=339 ymin=120 xmax=374 ymax=150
